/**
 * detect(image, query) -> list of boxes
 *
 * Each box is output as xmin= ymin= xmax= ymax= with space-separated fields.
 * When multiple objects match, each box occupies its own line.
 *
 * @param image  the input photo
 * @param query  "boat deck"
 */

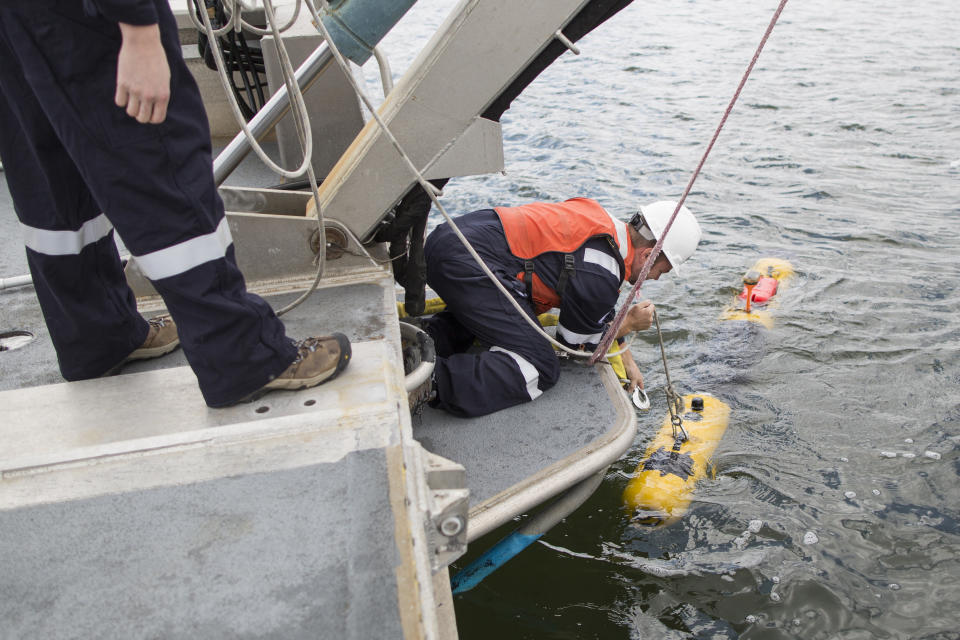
xmin=0 ymin=163 xmax=450 ymax=637
xmin=2 ymin=343 xmax=407 ymax=638
xmin=0 ymin=0 xmax=644 ymax=634
xmin=416 ymin=356 xmax=627 ymax=542
xmin=0 ymin=140 xmax=634 ymax=636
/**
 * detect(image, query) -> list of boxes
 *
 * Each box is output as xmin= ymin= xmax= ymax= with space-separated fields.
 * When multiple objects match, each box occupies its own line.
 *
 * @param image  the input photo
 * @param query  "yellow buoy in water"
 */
xmin=720 ymin=258 xmax=793 ymax=328
xmin=623 ymin=393 xmax=731 ymax=525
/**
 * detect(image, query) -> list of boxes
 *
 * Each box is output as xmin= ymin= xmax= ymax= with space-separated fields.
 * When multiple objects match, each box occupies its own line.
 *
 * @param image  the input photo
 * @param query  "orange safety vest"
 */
xmin=495 ymin=198 xmax=635 ymax=314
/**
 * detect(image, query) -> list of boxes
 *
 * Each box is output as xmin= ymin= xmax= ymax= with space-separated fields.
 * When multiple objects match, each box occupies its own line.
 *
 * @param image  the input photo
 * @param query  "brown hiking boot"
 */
xmin=102 ymin=315 xmax=180 ymax=376
xmin=127 ymin=315 xmax=180 ymax=361
xmin=261 ymin=334 xmax=352 ymax=392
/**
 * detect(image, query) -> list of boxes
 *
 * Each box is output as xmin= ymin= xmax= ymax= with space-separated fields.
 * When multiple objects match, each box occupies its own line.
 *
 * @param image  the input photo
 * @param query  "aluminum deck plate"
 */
xmin=1 ymin=134 xmax=633 ymax=635
xmin=414 ymin=360 xmax=617 ymax=507
xmin=0 ymin=337 xmax=418 ymax=639
xmin=1 ymin=156 xmax=444 ymax=636
xmin=414 ymin=358 xmax=632 ymax=542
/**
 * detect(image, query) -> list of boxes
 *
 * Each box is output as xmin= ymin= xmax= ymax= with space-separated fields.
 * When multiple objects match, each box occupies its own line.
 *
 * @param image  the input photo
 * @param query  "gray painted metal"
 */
xmin=0 ymin=340 xmax=424 ymax=638
xmin=312 ymin=0 xmax=591 ymax=241
xmin=0 ymin=277 xmax=395 ymax=396
xmin=0 ymin=1 xmax=642 ymax=625
xmin=414 ymin=357 xmax=636 ymax=542
xmin=422 ymin=116 xmax=504 ymax=182
xmin=212 ymin=45 xmax=503 ymax=204
xmin=262 ymin=15 xmax=367 ymax=179
xmin=2 ymin=450 xmax=402 ymax=639
xmin=124 ymin=202 xmax=388 ymax=297
xmin=0 ymin=274 xmax=63 ymax=392
xmin=2 ymin=340 xmax=397 ymax=466
xmin=212 ymin=43 xmax=335 ymax=185
xmin=1 ymin=152 xmax=457 ymax=635
xmin=422 ymin=450 xmax=470 ymax=571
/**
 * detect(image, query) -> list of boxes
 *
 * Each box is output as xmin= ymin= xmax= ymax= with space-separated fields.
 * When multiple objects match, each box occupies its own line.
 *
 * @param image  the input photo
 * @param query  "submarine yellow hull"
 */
xmin=623 ymin=394 xmax=731 ymax=525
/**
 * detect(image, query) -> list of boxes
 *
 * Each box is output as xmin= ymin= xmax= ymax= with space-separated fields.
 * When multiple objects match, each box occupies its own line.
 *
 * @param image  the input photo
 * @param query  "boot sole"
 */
xmin=101 ymin=339 xmax=181 ymax=377
xmin=126 ymin=338 xmax=181 ymax=361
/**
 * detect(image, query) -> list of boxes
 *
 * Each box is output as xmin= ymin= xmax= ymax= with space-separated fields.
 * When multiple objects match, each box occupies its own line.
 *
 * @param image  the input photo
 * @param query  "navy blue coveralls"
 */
xmin=0 ymin=0 xmax=297 ymax=406
xmin=423 ymin=209 xmax=630 ymax=417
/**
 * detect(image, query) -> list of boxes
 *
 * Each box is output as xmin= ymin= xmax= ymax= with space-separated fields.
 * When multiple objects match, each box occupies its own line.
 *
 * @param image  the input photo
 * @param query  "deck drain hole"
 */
xmin=0 ymin=330 xmax=35 ymax=352
xmin=304 ymin=399 xmax=316 ymax=407
xmin=255 ymin=406 xmax=270 ymax=414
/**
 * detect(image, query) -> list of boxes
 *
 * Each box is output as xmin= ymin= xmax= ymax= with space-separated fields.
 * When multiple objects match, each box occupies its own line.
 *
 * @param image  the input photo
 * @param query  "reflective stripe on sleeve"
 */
xmin=132 ymin=217 xmax=233 ymax=281
xmin=490 ymin=346 xmax=543 ymax=401
xmin=584 ymin=247 xmax=622 ymax=281
xmin=21 ymin=214 xmax=114 ymax=256
xmin=604 ymin=212 xmax=630 ymax=261
xmin=557 ymin=323 xmax=603 ymax=347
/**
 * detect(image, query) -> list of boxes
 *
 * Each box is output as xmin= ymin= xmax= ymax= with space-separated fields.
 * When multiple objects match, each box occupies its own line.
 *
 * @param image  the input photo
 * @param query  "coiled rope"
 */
xmin=191 ymin=0 xmax=336 ymax=316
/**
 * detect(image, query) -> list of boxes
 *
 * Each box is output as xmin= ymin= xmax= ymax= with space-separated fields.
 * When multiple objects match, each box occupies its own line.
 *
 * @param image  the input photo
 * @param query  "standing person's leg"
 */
xmin=0 ymin=25 xmax=151 ymax=380
xmin=424 ymin=220 xmax=560 ymax=417
xmin=0 ymin=4 xmax=328 ymax=406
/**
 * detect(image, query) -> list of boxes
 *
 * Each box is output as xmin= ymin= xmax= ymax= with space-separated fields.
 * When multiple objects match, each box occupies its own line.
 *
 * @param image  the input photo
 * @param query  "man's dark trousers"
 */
xmin=424 ymin=211 xmax=560 ymax=417
xmin=0 ymin=2 xmax=296 ymax=406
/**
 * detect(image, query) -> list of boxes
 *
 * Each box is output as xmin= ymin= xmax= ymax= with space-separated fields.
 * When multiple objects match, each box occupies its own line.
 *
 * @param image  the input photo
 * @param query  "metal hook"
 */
xmin=632 ymin=387 xmax=651 ymax=411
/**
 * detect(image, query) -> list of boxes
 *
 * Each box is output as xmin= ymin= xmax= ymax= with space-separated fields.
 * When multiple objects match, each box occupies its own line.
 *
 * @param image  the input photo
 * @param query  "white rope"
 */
xmin=191 ymin=0 xmax=313 ymax=179
xmin=192 ymin=0 xmax=331 ymax=315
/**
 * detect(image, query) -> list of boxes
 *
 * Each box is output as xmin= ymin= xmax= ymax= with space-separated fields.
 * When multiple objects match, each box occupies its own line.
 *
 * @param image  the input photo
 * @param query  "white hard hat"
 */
xmin=633 ymin=200 xmax=702 ymax=272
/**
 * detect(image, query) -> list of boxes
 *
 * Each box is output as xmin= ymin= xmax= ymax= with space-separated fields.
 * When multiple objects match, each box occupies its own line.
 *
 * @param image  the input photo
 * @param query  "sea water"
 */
xmin=378 ymin=0 xmax=960 ymax=637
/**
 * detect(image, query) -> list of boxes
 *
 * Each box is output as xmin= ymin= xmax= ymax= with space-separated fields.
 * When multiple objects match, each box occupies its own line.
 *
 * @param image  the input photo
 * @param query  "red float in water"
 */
xmin=739 ymin=276 xmax=778 ymax=303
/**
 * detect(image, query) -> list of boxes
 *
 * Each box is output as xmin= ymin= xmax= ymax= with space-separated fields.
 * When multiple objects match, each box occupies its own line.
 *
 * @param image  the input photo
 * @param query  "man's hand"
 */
xmin=617 ymin=300 xmax=655 ymax=338
xmin=115 ymin=23 xmax=170 ymax=124
xmin=621 ymin=347 xmax=643 ymax=392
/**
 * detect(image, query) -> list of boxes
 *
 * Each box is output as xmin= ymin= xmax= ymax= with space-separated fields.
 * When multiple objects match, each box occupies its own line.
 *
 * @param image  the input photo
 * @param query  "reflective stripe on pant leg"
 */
xmin=0 ymin=6 xmax=297 ymax=402
xmin=0 ymin=27 xmax=148 ymax=380
xmin=489 ymin=346 xmax=543 ymax=401
xmin=431 ymin=348 xmax=549 ymax=418
xmin=426 ymin=219 xmax=560 ymax=416
xmin=425 ymin=236 xmax=561 ymax=393
xmin=23 ymin=235 xmax=149 ymax=380
xmin=146 ymin=245 xmax=297 ymax=407
xmin=20 ymin=214 xmax=113 ymax=255
xmin=131 ymin=216 xmax=233 ymax=280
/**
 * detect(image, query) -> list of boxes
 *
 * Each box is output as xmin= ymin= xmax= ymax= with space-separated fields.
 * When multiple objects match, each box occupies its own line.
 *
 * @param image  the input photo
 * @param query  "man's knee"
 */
xmin=536 ymin=353 xmax=561 ymax=390
xmin=491 ymin=343 xmax=560 ymax=397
